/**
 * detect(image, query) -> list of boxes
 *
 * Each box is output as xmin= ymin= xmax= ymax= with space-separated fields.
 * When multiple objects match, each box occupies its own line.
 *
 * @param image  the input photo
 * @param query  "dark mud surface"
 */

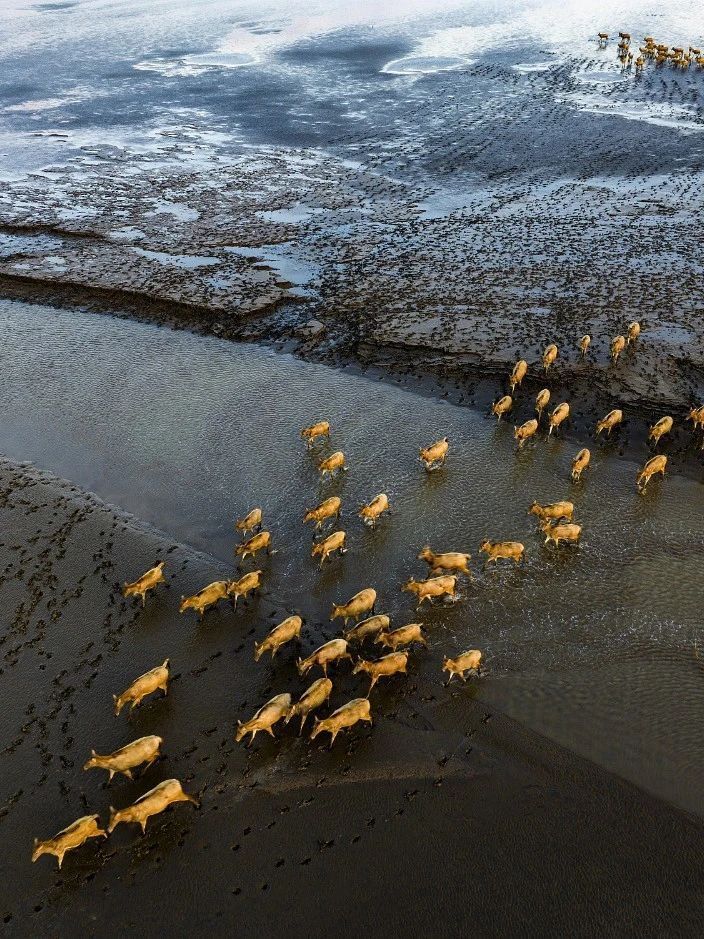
xmin=2 ymin=457 xmax=704 ymax=937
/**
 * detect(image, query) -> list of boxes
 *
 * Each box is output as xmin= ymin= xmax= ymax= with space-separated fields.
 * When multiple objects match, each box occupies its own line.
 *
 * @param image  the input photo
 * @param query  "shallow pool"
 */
xmin=1 ymin=297 xmax=703 ymax=814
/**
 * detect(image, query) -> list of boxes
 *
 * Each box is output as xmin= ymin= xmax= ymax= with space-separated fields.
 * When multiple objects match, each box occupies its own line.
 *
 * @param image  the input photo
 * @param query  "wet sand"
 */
xmin=2 ymin=456 xmax=704 ymax=936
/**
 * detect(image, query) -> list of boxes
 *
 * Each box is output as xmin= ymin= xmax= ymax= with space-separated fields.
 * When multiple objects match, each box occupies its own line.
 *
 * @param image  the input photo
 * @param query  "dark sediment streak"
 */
xmin=1 ymin=457 xmax=703 ymax=935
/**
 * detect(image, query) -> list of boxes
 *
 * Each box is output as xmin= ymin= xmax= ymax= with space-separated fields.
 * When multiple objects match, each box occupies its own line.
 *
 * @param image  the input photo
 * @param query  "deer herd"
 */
xmin=598 ymin=29 xmax=704 ymax=73
xmin=34 ymin=317 xmax=702 ymax=870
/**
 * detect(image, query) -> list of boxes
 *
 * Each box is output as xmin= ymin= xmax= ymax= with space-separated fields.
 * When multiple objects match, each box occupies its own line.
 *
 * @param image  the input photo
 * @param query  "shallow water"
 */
xmin=1 ymin=298 xmax=703 ymax=814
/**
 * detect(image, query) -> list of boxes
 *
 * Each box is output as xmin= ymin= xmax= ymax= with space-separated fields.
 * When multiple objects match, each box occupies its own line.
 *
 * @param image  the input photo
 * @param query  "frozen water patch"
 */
xmin=381 ymin=55 xmax=470 ymax=75
xmin=561 ymin=93 xmax=704 ymax=133
xmin=133 ymin=52 xmax=258 ymax=77
xmin=513 ymin=62 xmax=554 ymax=73
xmin=226 ymin=243 xmax=319 ymax=295
xmin=258 ymin=205 xmax=326 ymax=223
xmin=131 ymin=247 xmax=220 ymax=269
xmin=416 ymin=188 xmax=470 ymax=219
xmin=4 ymin=97 xmax=75 ymax=112
xmin=146 ymin=200 xmax=200 ymax=222
xmin=0 ymin=232 xmax=63 ymax=257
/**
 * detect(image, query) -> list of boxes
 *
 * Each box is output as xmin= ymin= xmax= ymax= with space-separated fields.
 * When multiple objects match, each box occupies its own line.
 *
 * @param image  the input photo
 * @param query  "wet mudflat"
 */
xmin=1 ymin=297 xmax=703 ymax=820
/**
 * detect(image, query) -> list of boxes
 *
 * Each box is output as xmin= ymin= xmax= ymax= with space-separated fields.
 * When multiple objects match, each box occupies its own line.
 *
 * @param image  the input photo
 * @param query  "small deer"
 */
xmin=419 ymin=437 xmax=449 ymax=470
xmin=297 ymin=638 xmax=352 ymax=677
xmin=123 ymin=561 xmax=165 ymax=606
xmin=571 ymin=447 xmax=591 ymax=482
xmin=311 ymin=530 xmax=346 ymax=567
xmin=548 ymin=402 xmax=570 ymax=435
xmin=535 ymin=388 xmax=550 ymax=419
xmin=310 ymin=698 xmax=372 ymax=747
xmin=578 ymin=334 xmax=591 ymax=356
xmin=235 ymin=530 xmax=273 ymax=561
xmin=228 ymin=570 xmax=263 ymax=610
xmin=443 ymin=650 xmax=482 ymax=683
xmin=344 ymin=613 xmax=390 ymax=644
xmin=402 ymin=575 xmax=457 ymax=607
xmin=542 ymin=343 xmax=558 ymax=373
xmin=301 ymin=420 xmax=330 ymax=448
xmin=113 ymin=660 xmax=169 ymax=716
xmin=330 ymin=588 xmax=377 ymax=626
xmin=254 ymin=615 xmax=302 ymax=661
xmin=375 ymin=623 xmax=427 ymax=651
xmin=319 ymin=450 xmax=347 ymax=478
xmin=611 ymin=335 xmax=626 ymax=362
xmin=509 ymin=359 xmax=528 ymax=393
xmin=479 ymin=540 xmax=524 ymax=565
xmin=359 ymin=493 xmax=389 ymax=527
xmin=285 ymin=678 xmax=333 ymax=734
xmin=179 ymin=580 xmax=229 ymax=617
xmin=648 ymin=416 xmax=673 ymax=446
xmin=353 ymin=651 xmax=408 ymax=694
xmin=492 ymin=395 xmax=512 ymax=420
xmin=636 ymin=454 xmax=667 ymax=492
xmin=235 ymin=693 xmax=292 ymax=744
xmin=528 ymin=501 xmax=574 ymax=522
xmin=540 ymin=520 xmax=582 ymax=547
xmin=304 ymin=496 xmax=342 ymax=529
xmin=514 ymin=419 xmax=538 ymax=448
xmin=417 ymin=546 xmax=471 ymax=577
xmin=32 ymin=815 xmax=107 ymax=869
xmin=108 ymin=779 xmax=198 ymax=833
xmin=83 ymin=735 xmax=162 ymax=781
xmin=236 ymin=507 xmax=262 ymax=535
xmin=596 ymin=409 xmax=623 ymax=437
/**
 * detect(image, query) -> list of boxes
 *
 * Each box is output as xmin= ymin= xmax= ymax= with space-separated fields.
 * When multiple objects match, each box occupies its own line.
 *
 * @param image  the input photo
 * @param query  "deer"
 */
xmin=123 ymin=561 xmax=165 ymax=606
xmin=32 ymin=815 xmax=107 ymax=869
xmin=304 ymin=495 xmax=342 ymax=529
xmin=285 ymin=678 xmax=333 ymax=734
xmin=235 ymin=694 xmax=292 ymax=744
xmin=235 ymin=507 xmax=262 ymax=535
xmin=107 ymin=779 xmax=198 ymax=833
xmin=492 ymin=394 xmax=513 ymax=420
xmin=311 ymin=530 xmax=346 ymax=567
xmin=113 ymin=660 xmax=169 ymax=716
xmin=648 ymin=416 xmax=673 ymax=446
xmin=353 ymin=651 xmax=408 ymax=694
xmin=402 ymin=574 xmax=457 ymax=607
xmin=548 ymin=402 xmax=570 ymax=435
xmin=344 ymin=613 xmax=390 ymax=644
xmin=509 ymin=359 xmax=528 ymax=393
xmin=330 ymin=588 xmax=377 ymax=626
xmin=359 ymin=493 xmax=389 ymax=527
xmin=540 ymin=520 xmax=582 ymax=547
xmin=419 ymin=437 xmax=449 ymax=470
xmin=636 ymin=454 xmax=667 ymax=492
xmin=417 ymin=546 xmax=472 ymax=577
xmin=375 ymin=623 xmax=427 ymax=651
xmin=514 ymin=418 xmax=538 ymax=448
xmin=297 ymin=638 xmax=352 ymax=677
xmin=611 ymin=335 xmax=626 ymax=362
xmin=319 ymin=450 xmax=347 ymax=478
xmin=535 ymin=388 xmax=550 ymax=419
xmin=479 ymin=540 xmax=524 ymax=565
xmin=254 ymin=615 xmax=303 ymax=661
xmin=301 ymin=420 xmax=330 ymax=448
xmin=571 ymin=447 xmax=591 ymax=482
xmin=83 ymin=735 xmax=162 ymax=781
xmin=443 ymin=650 xmax=482 ymax=683
xmin=310 ymin=698 xmax=372 ymax=747
xmin=235 ymin=530 xmax=273 ymax=561
xmin=627 ymin=321 xmax=641 ymax=344
xmin=227 ymin=570 xmax=263 ymax=610
xmin=596 ymin=409 xmax=623 ymax=437
xmin=542 ymin=343 xmax=558 ymax=373
xmin=180 ymin=580 xmax=229 ymax=617
xmin=528 ymin=501 xmax=574 ymax=522
xmin=578 ymin=334 xmax=591 ymax=356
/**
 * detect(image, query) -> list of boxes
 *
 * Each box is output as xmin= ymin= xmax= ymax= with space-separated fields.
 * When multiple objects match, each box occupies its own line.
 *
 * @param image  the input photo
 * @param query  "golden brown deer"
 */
xmin=32 ymin=815 xmax=106 ymax=869
xmin=353 ymin=651 xmax=408 ymax=694
xmin=108 ymin=779 xmax=198 ymax=833
xmin=285 ymin=678 xmax=333 ymax=734
xmin=443 ymin=650 xmax=482 ymax=683
xmin=123 ymin=561 xmax=165 ymax=606
xmin=310 ymin=698 xmax=372 ymax=747
xmin=235 ymin=694 xmax=292 ymax=744
xmin=83 ymin=735 xmax=162 ymax=781
xmin=492 ymin=394 xmax=512 ymax=420
xmin=304 ymin=495 xmax=342 ymax=529
xmin=113 ymin=660 xmax=169 ymax=716
xmin=254 ymin=615 xmax=303 ymax=661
